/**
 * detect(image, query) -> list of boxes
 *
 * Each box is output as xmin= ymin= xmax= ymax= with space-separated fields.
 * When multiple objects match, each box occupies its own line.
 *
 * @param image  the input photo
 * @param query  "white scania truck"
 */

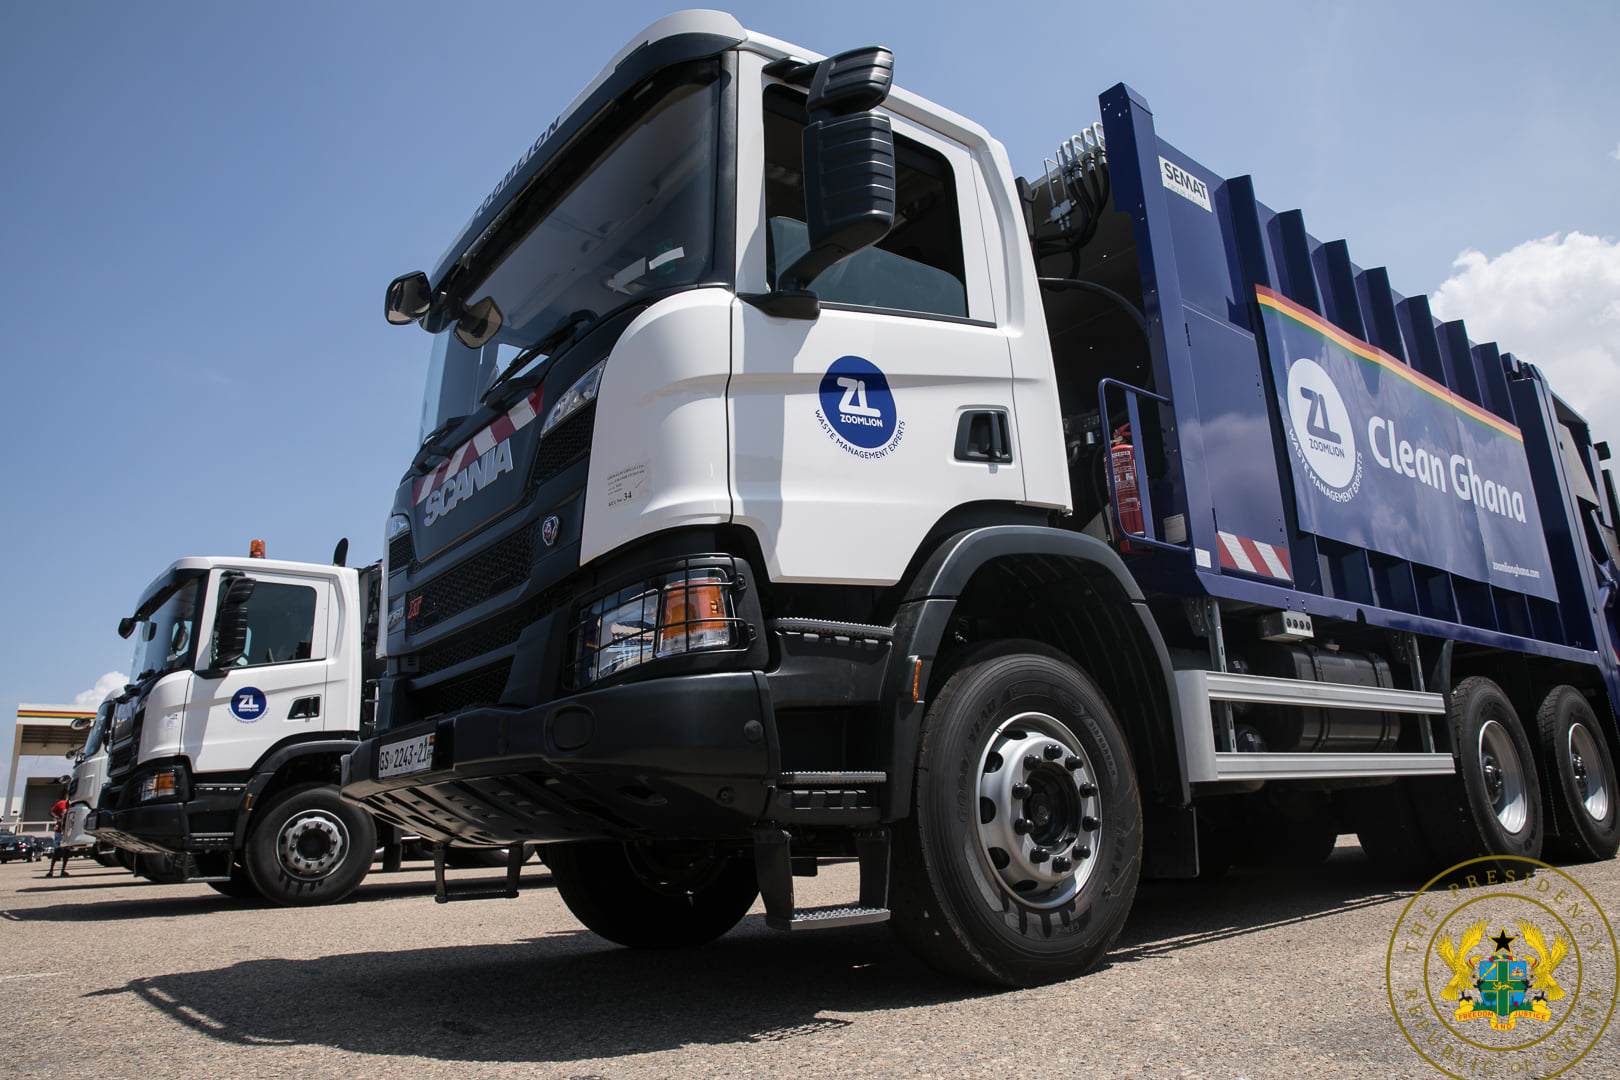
xmin=90 ymin=546 xmax=385 ymax=904
xmin=342 ymin=11 xmax=1620 ymax=985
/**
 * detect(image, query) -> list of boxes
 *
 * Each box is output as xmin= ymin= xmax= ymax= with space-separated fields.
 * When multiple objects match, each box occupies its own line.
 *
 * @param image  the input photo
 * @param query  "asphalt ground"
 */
xmin=1 ymin=841 xmax=1615 ymax=1080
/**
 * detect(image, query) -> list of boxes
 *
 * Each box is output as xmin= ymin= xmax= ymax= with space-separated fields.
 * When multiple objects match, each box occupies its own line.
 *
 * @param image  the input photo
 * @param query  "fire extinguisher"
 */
xmin=1110 ymin=423 xmax=1143 ymax=549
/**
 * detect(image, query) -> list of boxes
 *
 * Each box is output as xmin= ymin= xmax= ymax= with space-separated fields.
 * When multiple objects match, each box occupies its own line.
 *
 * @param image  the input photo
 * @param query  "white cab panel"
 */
xmin=579 ymin=289 xmax=735 ymax=565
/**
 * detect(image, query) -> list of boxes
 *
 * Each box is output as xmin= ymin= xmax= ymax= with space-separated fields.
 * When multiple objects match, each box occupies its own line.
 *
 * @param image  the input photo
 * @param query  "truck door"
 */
xmin=185 ymin=571 xmax=331 ymax=773
xmin=730 ymin=83 xmax=1020 ymax=584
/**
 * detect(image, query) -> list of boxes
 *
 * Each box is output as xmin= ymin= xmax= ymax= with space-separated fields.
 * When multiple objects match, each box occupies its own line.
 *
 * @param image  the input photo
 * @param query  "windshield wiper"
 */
xmin=480 ymin=309 xmax=598 ymax=407
xmin=411 ymin=415 xmax=470 ymax=471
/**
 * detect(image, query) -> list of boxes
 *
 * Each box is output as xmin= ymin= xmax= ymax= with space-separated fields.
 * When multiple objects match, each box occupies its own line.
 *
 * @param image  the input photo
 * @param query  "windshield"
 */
xmin=419 ymin=76 xmax=721 ymax=444
xmin=81 ymin=702 xmax=114 ymax=757
xmin=128 ymin=576 xmax=204 ymax=683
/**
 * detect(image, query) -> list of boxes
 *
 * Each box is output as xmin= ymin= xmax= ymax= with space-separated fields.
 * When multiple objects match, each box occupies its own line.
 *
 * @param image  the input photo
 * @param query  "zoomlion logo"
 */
xmin=1386 ymin=857 xmax=1617 ymax=1079
xmin=814 ymin=355 xmax=905 ymax=460
xmin=1285 ymin=358 xmax=1362 ymax=503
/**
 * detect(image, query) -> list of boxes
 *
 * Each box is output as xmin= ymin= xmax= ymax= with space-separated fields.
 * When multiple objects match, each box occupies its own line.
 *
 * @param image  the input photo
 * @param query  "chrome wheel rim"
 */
xmin=1567 ymin=722 xmax=1612 ymax=822
xmin=1478 ymin=719 xmax=1529 ymax=835
xmin=276 ymin=810 xmax=348 ymax=880
xmin=976 ymin=711 xmax=1102 ymax=910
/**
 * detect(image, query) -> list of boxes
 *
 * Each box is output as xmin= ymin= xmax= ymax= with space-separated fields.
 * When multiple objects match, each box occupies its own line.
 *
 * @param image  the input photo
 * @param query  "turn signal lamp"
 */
xmin=249 ymin=539 xmax=266 ymax=558
xmin=659 ymin=576 xmax=730 ymax=653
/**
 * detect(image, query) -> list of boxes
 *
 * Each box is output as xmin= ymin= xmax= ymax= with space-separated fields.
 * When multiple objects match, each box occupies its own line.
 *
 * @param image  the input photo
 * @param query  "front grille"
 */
xmin=109 ymin=744 xmax=136 ymax=776
xmin=413 ymin=660 xmax=514 ymax=720
xmin=408 ymin=525 xmax=535 ymax=633
xmin=389 ymin=533 xmax=414 ymax=574
xmin=415 ymin=599 xmax=547 ymax=677
xmin=533 ymin=401 xmax=596 ymax=485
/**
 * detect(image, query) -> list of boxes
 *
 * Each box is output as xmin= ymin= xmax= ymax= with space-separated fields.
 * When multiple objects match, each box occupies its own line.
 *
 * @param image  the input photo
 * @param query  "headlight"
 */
xmin=387 ymin=513 xmax=411 ymax=540
xmin=570 ymin=570 xmax=737 ymax=687
xmin=541 ymin=361 xmax=605 ymax=437
xmin=138 ymin=765 xmax=187 ymax=803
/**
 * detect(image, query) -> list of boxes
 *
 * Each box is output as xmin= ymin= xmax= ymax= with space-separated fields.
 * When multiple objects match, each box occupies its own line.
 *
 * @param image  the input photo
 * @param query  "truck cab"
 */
xmin=58 ymin=698 xmax=116 ymax=863
xmin=92 ymin=553 xmax=383 ymax=904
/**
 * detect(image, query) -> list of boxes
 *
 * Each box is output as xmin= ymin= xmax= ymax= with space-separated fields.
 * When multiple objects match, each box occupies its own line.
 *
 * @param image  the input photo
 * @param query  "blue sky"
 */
xmin=3 ymin=0 xmax=1617 ymax=777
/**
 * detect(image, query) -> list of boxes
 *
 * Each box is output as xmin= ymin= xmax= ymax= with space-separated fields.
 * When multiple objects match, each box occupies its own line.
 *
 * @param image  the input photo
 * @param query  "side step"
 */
xmin=755 ymin=827 xmax=891 ymax=931
xmin=1177 ymin=669 xmax=1454 ymax=783
xmin=432 ymin=843 xmax=528 ymax=903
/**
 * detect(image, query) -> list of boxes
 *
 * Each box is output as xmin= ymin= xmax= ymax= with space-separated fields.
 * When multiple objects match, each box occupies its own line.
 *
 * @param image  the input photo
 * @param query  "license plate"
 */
xmin=378 ymin=732 xmax=435 ymax=779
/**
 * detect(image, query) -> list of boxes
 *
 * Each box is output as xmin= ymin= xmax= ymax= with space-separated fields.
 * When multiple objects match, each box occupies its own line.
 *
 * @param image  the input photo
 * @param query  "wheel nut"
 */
xmin=1024 ymin=754 xmax=1042 ymax=771
xmin=1052 ymin=855 xmax=1072 ymax=873
xmin=1065 ymin=755 xmax=1084 ymax=770
xmin=1030 ymin=847 xmax=1050 ymax=863
xmin=1078 ymin=783 xmax=1097 ymax=797
xmin=1013 ymin=817 xmax=1033 ymax=835
xmin=1074 ymin=845 xmax=1091 ymax=859
xmin=1044 ymin=744 xmax=1064 ymax=760
xmin=1011 ymin=782 xmax=1032 ymax=799
xmin=1082 ymin=815 xmax=1100 ymax=831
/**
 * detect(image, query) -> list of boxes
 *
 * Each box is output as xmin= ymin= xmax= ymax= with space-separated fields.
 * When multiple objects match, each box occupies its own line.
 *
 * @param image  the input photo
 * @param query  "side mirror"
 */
xmin=65 ymin=748 xmax=79 ymax=759
xmin=744 ymin=46 xmax=897 ymax=319
xmin=213 ymin=574 xmax=257 ymax=669
xmin=385 ymin=272 xmax=433 ymax=325
xmin=117 ymin=616 xmax=137 ymax=640
xmin=453 ymin=295 xmax=503 ymax=349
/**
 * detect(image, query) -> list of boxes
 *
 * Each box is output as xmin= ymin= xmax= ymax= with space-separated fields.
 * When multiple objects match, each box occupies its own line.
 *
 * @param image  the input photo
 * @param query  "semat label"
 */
xmin=1160 ymin=155 xmax=1212 ymax=212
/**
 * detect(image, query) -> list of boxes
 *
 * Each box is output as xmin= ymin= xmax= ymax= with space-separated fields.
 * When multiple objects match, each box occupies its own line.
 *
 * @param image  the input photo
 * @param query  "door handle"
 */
xmin=288 ymin=696 xmax=321 ymax=720
xmin=955 ymin=410 xmax=1013 ymax=463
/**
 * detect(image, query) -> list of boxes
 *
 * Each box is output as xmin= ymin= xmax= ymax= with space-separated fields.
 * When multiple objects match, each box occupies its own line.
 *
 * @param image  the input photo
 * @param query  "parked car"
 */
xmin=0 ymin=829 xmax=39 ymax=862
xmin=29 ymin=834 xmax=58 ymax=860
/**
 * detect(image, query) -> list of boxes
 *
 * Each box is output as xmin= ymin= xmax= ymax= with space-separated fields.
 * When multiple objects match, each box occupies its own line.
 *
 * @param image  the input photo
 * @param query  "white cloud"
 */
xmin=73 ymin=671 xmax=127 ymax=708
xmin=1611 ymin=142 xmax=1620 ymax=162
xmin=1430 ymin=232 xmax=1620 ymax=438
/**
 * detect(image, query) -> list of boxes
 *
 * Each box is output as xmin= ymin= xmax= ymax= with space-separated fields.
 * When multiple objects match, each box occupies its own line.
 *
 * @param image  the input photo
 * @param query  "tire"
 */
xmin=1414 ymin=677 xmax=1542 ymax=868
xmin=544 ymin=840 xmax=758 ymax=949
xmin=207 ymin=862 xmax=259 ymax=899
xmin=889 ymin=642 xmax=1142 ymax=987
xmin=243 ymin=784 xmax=375 ymax=906
xmin=1537 ymin=686 xmax=1620 ymax=862
xmin=136 ymin=852 xmax=195 ymax=884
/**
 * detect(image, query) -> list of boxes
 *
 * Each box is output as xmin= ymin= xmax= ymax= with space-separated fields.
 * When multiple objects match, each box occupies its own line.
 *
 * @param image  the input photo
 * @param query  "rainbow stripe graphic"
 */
xmin=1255 ymin=285 xmax=1521 ymax=443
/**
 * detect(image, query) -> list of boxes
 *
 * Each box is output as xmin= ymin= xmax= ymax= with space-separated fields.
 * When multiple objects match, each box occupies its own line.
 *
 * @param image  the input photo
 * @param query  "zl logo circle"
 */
xmin=230 ymin=687 xmax=267 ymax=723
xmin=815 ymin=355 xmax=904 ymax=459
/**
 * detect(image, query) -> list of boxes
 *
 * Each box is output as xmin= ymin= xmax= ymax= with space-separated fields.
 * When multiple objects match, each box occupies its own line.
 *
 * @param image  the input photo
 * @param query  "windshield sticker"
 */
xmin=229 ymin=688 xmax=266 ymax=723
xmin=816 ymin=356 xmax=905 ymax=460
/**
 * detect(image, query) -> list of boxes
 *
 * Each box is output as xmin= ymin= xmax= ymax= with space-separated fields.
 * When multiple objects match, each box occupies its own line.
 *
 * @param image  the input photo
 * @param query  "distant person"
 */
xmin=45 ymin=797 xmax=70 ymax=877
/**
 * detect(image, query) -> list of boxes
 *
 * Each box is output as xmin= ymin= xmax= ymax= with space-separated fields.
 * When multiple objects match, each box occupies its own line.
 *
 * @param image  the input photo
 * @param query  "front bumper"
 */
xmin=343 ymin=670 xmax=776 ymax=845
xmin=86 ymin=789 xmax=243 ymax=857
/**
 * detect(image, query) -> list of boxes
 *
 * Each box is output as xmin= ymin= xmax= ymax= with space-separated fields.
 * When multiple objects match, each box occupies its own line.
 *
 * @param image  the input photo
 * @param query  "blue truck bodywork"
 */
xmin=1096 ymin=83 xmax=1620 ymax=719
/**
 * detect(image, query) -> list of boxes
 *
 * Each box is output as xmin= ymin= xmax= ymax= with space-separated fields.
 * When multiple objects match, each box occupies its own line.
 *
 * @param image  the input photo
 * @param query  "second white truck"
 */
xmin=89 ymin=545 xmax=385 ymax=904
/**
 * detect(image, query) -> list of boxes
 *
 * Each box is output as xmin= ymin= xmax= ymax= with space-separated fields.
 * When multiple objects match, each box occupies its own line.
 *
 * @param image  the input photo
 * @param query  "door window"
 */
xmin=211 ymin=581 xmax=319 ymax=668
xmin=763 ymin=86 xmax=967 ymax=318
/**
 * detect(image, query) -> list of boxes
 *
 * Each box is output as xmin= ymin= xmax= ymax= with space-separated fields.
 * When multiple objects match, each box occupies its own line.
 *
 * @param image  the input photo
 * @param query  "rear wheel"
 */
xmin=136 ymin=852 xmax=195 ymax=884
xmin=243 ymin=784 xmax=375 ymax=906
xmin=890 ymin=642 xmax=1141 ymax=986
xmin=544 ymin=840 xmax=757 ymax=949
xmin=1414 ymin=677 xmax=1542 ymax=869
xmin=207 ymin=862 xmax=258 ymax=899
xmin=1537 ymin=686 xmax=1620 ymax=862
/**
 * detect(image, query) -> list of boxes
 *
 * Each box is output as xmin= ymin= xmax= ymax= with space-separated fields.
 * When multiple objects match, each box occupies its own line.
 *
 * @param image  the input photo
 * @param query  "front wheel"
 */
xmin=243 ymin=784 xmax=375 ymax=906
xmin=1537 ymin=685 xmax=1620 ymax=862
xmin=890 ymin=642 xmax=1142 ymax=986
xmin=544 ymin=840 xmax=758 ymax=949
